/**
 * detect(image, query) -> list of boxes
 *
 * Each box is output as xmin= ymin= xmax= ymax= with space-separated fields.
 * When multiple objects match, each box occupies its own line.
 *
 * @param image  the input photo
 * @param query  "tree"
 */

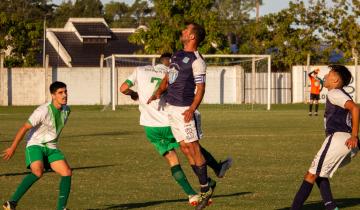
xmin=72 ymin=0 xmax=103 ymax=17
xmin=104 ymin=1 xmax=133 ymax=27
xmin=0 ymin=0 xmax=55 ymax=67
xmin=129 ymin=0 xmax=229 ymax=54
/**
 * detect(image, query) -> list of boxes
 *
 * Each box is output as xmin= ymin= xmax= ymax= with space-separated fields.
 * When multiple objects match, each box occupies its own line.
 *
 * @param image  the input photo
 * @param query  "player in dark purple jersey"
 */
xmin=148 ymin=23 xmax=218 ymax=210
xmin=291 ymin=65 xmax=359 ymax=210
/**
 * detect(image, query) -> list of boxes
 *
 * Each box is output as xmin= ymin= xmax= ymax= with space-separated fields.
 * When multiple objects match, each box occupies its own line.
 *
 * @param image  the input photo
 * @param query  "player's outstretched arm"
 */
xmin=182 ymin=83 xmax=205 ymax=123
xmin=148 ymin=74 xmax=168 ymax=104
xmin=345 ymin=100 xmax=359 ymax=149
xmin=120 ymin=82 xmax=138 ymax=101
xmin=2 ymin=122 xmax=32 ymax=160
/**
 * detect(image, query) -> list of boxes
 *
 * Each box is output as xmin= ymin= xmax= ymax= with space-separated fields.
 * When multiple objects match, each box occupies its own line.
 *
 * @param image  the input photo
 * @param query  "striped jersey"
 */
xmin=166 ymin=50 xmax=206 ymax=106
xmin=324 ymin=89 xmax=352 ymax=136
xmin=26 ymin=102 xmax=70 ymax=149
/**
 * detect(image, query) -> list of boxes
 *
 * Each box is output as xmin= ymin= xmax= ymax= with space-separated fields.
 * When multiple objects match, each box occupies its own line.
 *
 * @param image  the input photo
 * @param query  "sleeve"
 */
xmin=192 ymin=58 xmax=206 ymax=84
xmin=27 ymin=106 xmax=46 ymax=127
xmin=327 ymin=90 xmax=352 ymax=108
xmin=125 ymin=68 xmax=138 ymax=87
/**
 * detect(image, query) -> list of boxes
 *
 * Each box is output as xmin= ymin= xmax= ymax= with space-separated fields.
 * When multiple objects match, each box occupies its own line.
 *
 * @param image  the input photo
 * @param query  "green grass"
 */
xmin=0 ymin=104 xmax=359 ymax=210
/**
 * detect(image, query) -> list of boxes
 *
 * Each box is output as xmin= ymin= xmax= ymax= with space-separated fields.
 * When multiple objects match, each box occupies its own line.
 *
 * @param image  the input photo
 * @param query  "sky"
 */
xmin=52 ymin=0 xmax=292 ymax=16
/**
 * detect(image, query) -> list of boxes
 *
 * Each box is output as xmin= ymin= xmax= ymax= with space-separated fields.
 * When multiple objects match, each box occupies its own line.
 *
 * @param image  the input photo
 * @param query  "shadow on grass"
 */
xmin=0 ymin=164 xmax=115 ymax=177
xmin=88 ymin=192 xmax=252 ymax=210
xmin=64 ymin=131 xmax=142 ymax=138
xmin=277 ymin=197 xmax=360 ymax=210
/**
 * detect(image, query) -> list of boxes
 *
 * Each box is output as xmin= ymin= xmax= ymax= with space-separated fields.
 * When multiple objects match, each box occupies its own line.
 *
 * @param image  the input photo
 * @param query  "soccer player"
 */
xmin=148 ymin=23 xmax=216 ymax=210
xmin=308 ymin=68 xmax=323 ymax=116
xmin=291 ymin=65 xmax=359 ymax=210
xmin=2 ymin=81 xmax=72 ymax=210
xmin=120 ymin=53 xmax=232 ymax=206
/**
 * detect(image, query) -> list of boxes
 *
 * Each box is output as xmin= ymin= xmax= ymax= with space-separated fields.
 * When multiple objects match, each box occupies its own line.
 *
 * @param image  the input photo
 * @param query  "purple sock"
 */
xmin=316 ymin=177 xmax=336 ymax=210
xmin=195 ymin=164 xmax=209 ymax=192
xmin=291 ymin=180 xmax=314 ymax=210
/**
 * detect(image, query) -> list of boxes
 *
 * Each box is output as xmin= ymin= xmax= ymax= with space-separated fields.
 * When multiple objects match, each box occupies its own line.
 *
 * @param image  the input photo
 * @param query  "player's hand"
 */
xmin=345 ymin=136 xmax=359 ymax=149
xmin=182 ymin=108 xmax=195 ymax=123
xmin=2 ymin=147 xmax=15 ymax=161
xmin=130 ymin=91 xmax=139 ymax=101
xmin=147 ymin=95 xmax=158 ymax=104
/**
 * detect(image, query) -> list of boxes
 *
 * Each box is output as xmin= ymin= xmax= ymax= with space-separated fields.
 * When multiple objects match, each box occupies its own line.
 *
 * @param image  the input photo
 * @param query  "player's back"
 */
xmin=134 ymin=64 xmax=169 ymax=127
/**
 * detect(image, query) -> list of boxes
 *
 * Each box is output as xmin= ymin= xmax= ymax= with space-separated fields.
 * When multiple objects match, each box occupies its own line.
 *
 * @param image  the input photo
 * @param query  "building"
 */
xmin=40 ymin=18 xmax=142 ymax=67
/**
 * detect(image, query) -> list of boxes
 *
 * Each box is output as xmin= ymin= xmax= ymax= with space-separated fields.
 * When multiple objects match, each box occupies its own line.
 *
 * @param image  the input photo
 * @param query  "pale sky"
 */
xmin=52 ymin=0 xmax=332 ymax=17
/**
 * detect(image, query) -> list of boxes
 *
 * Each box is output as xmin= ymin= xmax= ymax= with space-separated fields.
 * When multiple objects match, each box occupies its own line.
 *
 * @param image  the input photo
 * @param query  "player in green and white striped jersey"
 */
xmin=2 ymin=81 xmax=72 ymax=210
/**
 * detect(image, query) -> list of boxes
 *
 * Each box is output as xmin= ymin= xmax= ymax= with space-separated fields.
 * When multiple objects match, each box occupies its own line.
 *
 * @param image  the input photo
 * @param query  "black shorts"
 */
xmin=310 ymin=93 xmax=320 ymax=100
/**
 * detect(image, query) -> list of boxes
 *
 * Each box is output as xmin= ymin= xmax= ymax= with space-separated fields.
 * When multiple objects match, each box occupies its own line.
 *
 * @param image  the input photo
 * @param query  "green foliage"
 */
xmin=0 ymin=0 xmax=54 ymax=67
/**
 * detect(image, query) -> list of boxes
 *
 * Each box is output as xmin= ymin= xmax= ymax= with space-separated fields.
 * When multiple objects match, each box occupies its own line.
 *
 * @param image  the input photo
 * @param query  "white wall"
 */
xmin=0 ymin=66 xmax=292 ymax=106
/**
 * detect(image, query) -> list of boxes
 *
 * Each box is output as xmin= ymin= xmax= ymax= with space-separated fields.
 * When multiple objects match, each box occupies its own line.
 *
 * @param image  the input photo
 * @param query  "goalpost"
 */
xmin=105 ymin=54 xmax=271 ymax=111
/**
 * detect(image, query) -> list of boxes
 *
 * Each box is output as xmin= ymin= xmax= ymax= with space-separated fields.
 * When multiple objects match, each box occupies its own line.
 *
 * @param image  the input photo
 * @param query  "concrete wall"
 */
xmin=0 ymin=66 xmax=291 ymax=105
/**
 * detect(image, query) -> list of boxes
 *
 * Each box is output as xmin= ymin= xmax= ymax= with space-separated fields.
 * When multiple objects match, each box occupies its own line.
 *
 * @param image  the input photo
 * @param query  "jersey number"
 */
xmin=151 ymin=77 xmax=162 ymax=92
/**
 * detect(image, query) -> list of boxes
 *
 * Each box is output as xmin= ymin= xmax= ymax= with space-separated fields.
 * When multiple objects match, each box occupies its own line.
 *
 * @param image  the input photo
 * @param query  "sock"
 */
xmin=291 ymin=180 xmax=314 ymax=210
xmin=200 ymin=146 xmax=221 ymax=174
xmin=195 ymin=164 xmax=209 ymax=193
xmin=57 ymin=176 xmax=71 ymax=210
xmin=315 ymin=104 xmax=319 ymax=113
xmin=171 ymin=165 xmax=197 ymax=195
xmin=191 ymin=164 xmax=197 ymax=174
xmin=10 ymin=173 xmax=39 ymax=202
xmin=316 ymin=177 xmax=336 ymax=210
xmin=309 ymin=104 xmax=313 ymax=112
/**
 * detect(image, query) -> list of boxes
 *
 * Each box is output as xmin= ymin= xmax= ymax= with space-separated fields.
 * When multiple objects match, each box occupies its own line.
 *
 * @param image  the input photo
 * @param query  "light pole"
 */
xmin=42 ymin=16 xmax=47 ymax=68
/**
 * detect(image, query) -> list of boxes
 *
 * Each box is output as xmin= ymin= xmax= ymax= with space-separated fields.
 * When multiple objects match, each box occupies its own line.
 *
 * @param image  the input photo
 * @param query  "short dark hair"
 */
xmin=160 ymin=53 xmax=172 ymax=60
xmin=329 ymin=64 xmax=352 ymax=87
xmin=188 ymin=23 xmax=206 ymax=45
xmin=50 ymin=81 xmax=66 ymax=94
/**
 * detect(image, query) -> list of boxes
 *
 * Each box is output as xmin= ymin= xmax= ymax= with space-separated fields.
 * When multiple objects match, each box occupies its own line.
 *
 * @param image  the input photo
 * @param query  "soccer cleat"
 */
xmin=314 ymin=112 xmax=318 ymax=116
xmin=188 ymin=195 xmax=213 ymax=207
xmin=308 ymin=112 xmax=312 ymax=116
xmin=216 ymin=157 xmax=233 ymax=178
xmin=2 ymin=201 xmax=17 ymax=210
xmin=195 ymin=179 xmax=216 ymax=210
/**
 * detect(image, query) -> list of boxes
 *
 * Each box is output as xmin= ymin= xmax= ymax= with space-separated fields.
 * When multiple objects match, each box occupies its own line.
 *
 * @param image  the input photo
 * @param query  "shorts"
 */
xmin=166 ymin=104 xmax=203 ymax=143
xmin=308 ymin=132 xmax=359 ymax=178
xmin=25 ymin=145 xmax=65 ymax=169
xmin=144 ymin=126 xmax=179 ymax=156
xmin=310 ymin=93 xmax=320 ymax=100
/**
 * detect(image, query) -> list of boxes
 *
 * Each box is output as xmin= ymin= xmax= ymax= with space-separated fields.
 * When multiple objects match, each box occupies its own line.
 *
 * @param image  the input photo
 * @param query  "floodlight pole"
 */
xmin=43 ymin=16 xmax=46 ymax=68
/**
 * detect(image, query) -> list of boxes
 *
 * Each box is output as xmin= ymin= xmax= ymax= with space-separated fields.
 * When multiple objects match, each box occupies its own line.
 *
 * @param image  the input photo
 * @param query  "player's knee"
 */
xmin=62 ymin=168 xmax=72 ymax=176
xmin=304 ymin=171 xmax=317 ymax=183
xmin=31 ymin=169 xmax=43 ymax=178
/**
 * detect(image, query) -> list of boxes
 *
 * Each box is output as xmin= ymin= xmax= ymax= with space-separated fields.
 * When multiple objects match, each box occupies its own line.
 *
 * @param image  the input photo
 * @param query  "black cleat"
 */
xmin=216 ymin=157 xmax=233 ymax=178
xmin=195 ymin=179 xmax=216 ymax=210
xmin=3 ymin=201 xmax=17 ymax=210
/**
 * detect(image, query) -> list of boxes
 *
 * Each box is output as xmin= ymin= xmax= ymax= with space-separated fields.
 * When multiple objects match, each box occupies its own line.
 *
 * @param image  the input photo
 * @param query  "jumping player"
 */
xmin=291 ymin=65 xmax=359 ymax=210
xmin=120 ymin=53 xmax=232 ymax=206
xmin=2 ymin=81 xmax=72 ymax=210
xmin=148 ymin=23 xmax=216 ymax=210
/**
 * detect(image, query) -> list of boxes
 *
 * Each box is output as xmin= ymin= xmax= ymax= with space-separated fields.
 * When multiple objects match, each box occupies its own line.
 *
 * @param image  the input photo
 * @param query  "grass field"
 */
xmin=0 ymin=104 xmax=359 ymax=210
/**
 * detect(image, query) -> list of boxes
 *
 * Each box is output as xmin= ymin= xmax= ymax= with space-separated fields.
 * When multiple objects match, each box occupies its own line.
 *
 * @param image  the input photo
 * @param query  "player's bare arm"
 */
xmin=344 ymin=100 xmax=359 ymax=149
xmin=183 ymin=83 xmax=205 ymax=123
xmin=147 ymin=74 xmax=169 ymax=104
xmin=120 ymin=82 xmax=139 ymax=101
xmin=2 ymin=122 xmax=32 ymax=160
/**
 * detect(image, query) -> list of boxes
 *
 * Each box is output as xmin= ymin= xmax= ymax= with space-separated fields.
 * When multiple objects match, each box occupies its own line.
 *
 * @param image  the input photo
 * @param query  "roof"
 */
xmin=72 ymin=22 xmax=111 ymax=37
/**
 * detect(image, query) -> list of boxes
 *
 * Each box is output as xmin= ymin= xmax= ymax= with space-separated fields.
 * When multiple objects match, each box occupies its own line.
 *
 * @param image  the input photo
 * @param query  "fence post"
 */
xmin=100 ymin=54 xmax=104 ymax=105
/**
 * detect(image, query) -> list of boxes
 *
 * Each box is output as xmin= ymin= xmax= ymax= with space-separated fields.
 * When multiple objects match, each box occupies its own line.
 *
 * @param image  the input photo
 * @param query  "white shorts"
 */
xmin=166 ymin=104 xmax=203 ymax=143
xmin=308 ymin=132 xmax=359 ymax=178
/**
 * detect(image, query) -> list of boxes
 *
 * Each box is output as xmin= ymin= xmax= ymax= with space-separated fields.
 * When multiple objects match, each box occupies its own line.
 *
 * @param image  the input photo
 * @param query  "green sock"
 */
xmin=171 ymin=165 xmax=197 ymax=196
xmin=57 ymin=176 xmax=71 ymax=210
xmin=10 ymin=173 xmax=39 ymax=202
